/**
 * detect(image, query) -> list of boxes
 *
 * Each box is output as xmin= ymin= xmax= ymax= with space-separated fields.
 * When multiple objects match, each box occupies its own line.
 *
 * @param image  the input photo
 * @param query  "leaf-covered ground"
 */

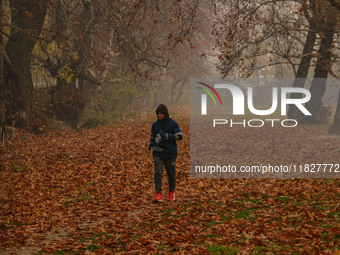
xmin=0 ymin=111 xmax=339 ymax=254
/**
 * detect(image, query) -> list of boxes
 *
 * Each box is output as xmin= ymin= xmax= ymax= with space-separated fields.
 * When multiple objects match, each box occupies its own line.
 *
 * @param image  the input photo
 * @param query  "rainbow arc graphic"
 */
xmin=196 ymin=82 xmax=223 ymax=115
xmin=196 ymin=81 xmax=223 ymax=106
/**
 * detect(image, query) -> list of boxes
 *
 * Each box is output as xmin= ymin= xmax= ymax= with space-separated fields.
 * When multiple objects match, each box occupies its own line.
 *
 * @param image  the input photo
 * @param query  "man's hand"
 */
xmin=148 ymin=142 xmax=155 ymax=150
xmin=162 ymin=133 xmax=169 ymax=141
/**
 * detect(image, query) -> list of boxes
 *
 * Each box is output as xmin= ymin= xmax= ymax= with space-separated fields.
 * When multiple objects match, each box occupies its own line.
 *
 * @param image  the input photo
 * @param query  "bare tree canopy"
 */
xmin=326 ymin=0 xmax=340 ymax=11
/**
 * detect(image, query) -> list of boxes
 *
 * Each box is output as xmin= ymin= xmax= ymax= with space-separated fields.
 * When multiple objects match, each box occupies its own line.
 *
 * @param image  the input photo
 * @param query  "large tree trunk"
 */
xmin=51 ymin=78 xmax=85 ymax=129
xmin=5 ymin=0 xmax=47 ymax=128
xmin=303 ymin=11 xmax=337 ymax=124
xmin=0 ymin=0 xmax=5 ymax=145
xmin=329 ymin=89 xmax=340 ymax=134
xmin=48 ymin=0 xmax=93 ymax=129
xmin=288 ymin=19 xmax=317 ymax=120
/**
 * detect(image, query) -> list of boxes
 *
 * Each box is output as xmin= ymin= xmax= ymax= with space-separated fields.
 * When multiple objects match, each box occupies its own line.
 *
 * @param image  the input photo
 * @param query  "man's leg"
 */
xmin=164 ymin=158 xmax=176 ymax=192
xmin=154 ymin=156 xmax=164 ymax=193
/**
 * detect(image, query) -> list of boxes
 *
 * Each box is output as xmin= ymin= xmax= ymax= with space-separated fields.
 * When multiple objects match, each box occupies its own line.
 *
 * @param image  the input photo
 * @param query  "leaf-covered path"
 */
xmin=0 ymin=113 xmax=339 ymax=254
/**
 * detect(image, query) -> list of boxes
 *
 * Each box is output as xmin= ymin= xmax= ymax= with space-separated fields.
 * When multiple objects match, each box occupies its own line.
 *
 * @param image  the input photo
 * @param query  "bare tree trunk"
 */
xmin=51 ymin=78 xmax=84 ymax=129
xmin=288 ymin=19 xmax=317 ymax=120
xmin=329 ymin=89 xmax=340 ymax=134
xmin=174 ymin=81 xmax=185 ymax=104
xmin=48 ymin=0 xmax=93 ymax=129
xmin=0 ymin=0 xmax=5 ymax=146
xmin=170 ymin=81 xmax=175 ymax=105
xmin=304 ymin=12 xmax=337 ymax=124
xmin=170 ymin=79 xmax=181 ymax=105
xmin=5 ymin=0 xmax=47 ymax=129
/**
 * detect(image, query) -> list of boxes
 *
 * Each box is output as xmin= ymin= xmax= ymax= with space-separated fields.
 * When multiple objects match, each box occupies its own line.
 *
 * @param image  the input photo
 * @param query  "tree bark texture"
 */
xmin=0 ymin=0 xmax=6 ymax=145
xmin=304 ymin=11 xmax=337 ymax=124
xmin=5 ymin=0 xmax=47 ymax=128
xmin=288 ymin=19 xmax=317 ymax=120
xmin=50 ymin=78 xmax=84 ymax=129
xmin=329 ymin=89 xmax=340 ymax=134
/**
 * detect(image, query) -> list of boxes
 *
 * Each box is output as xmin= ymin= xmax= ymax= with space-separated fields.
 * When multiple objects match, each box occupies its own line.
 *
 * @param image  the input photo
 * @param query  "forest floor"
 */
xmin=0 ymin=110 xmax=339 ymax=254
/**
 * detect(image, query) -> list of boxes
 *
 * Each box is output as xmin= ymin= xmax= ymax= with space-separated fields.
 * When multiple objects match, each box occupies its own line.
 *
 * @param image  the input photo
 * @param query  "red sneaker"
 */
xmin=168 ymin=191 xmax=175 ymax=201
xmin=154 ymin=193 xmax=163 ymax=203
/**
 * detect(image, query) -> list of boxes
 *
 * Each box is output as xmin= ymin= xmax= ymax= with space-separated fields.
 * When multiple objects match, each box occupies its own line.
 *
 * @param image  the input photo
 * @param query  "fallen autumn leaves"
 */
xmin=0 ymin=113 xmax=339 ymax=254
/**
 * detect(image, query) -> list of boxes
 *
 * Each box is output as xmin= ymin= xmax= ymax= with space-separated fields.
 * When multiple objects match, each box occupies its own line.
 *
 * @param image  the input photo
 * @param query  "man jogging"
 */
xmin=149 ymin=104 xmax=183 ymax=203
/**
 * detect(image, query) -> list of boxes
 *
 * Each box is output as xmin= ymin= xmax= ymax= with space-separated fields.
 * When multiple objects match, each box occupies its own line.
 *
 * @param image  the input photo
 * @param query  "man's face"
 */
xmin=157 ymin=113 xmax=165 ymax=120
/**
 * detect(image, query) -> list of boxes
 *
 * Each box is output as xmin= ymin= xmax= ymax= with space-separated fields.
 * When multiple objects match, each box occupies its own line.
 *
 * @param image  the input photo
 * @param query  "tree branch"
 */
xmin=326 ymin=0 xmax=340 ymax=12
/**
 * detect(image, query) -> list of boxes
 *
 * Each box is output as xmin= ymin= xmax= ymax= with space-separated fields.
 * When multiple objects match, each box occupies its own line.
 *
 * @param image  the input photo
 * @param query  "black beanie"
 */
xmin=156 ymin=104 xmax=169 ymax=118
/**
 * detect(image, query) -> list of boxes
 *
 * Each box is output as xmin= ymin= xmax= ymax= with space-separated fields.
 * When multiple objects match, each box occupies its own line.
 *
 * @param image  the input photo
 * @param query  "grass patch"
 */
xmin=208 ymin=201 xmax=221 ymax=205
xmin=80 ymin=194 xmax=92 ymax=202
xmin=0 ymin=224 xmax=10 ymax=229
xmin=252 ymin=246 xmax=269 ymax=254
xmin=312 ymin=193 xmax=325 ymax=200
xmin=85 ymin=244 xmax=101 ymax=252
xmin=63 ymin=192 xmax=94 ymax=207
xmin=272 ymin=244 xmax=291 ymax=251
xmin=198 ymin=234 xmax=218 ymax=239
xmin=187 ymin=202 xmax=203 ymax=207
xmin=161 ymin=208 xmax=174 ymax=214
xmin=92 ymin=232 xmax=110 ymax=239
xmin=131 ymin=234 xmax=141 ymax=240
xmin=235 ymin=210 xmax=250 ymax=220
xmin=276 ymin=196 xmax=290 ymax=202
xmin=208 ymin=245 xmax=239 ymax=255
xmin=52 ymin=251 xmax=79 ymax=255
xmin=79 ymin=232 xmax=111 ymax=248
xmin=9 ymin=221 xmax=24 ymax=227
xmin=157 ymin=244 xmax=171 ymax=250
xmin=328 ymin=210 xmax=339 ymax=217
xmin=321 ymin=231 xmax=329 ymax=238
xmin=11 ymin=165 xmax=27 ymax=172
xmin=233 ymin=198 xmax=262 ymax=206
xmin=294 ymin=200 xmax=305 ymax=206
xmin=205 ymin=221 xmax=220 ymax=227
xmin=219 ymin=214 xmax=232 ymax=222
xmin=333 ymin=234 xmax=340 ymax=240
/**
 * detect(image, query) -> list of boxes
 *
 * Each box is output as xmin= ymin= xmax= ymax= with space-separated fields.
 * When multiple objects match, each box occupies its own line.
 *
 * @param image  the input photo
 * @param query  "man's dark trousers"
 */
xmin=153 ymin=156 xmax=176 ymax=193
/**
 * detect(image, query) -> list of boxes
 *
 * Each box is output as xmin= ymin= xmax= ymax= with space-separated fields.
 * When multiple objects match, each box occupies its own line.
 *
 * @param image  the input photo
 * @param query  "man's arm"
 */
xmin=162 ymin=124 xmax=183 ymax=141
xmin=150 ymin=127 xmax=156 ymax=143
xmin=149 ymin=125 xmax=156 ymax=150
